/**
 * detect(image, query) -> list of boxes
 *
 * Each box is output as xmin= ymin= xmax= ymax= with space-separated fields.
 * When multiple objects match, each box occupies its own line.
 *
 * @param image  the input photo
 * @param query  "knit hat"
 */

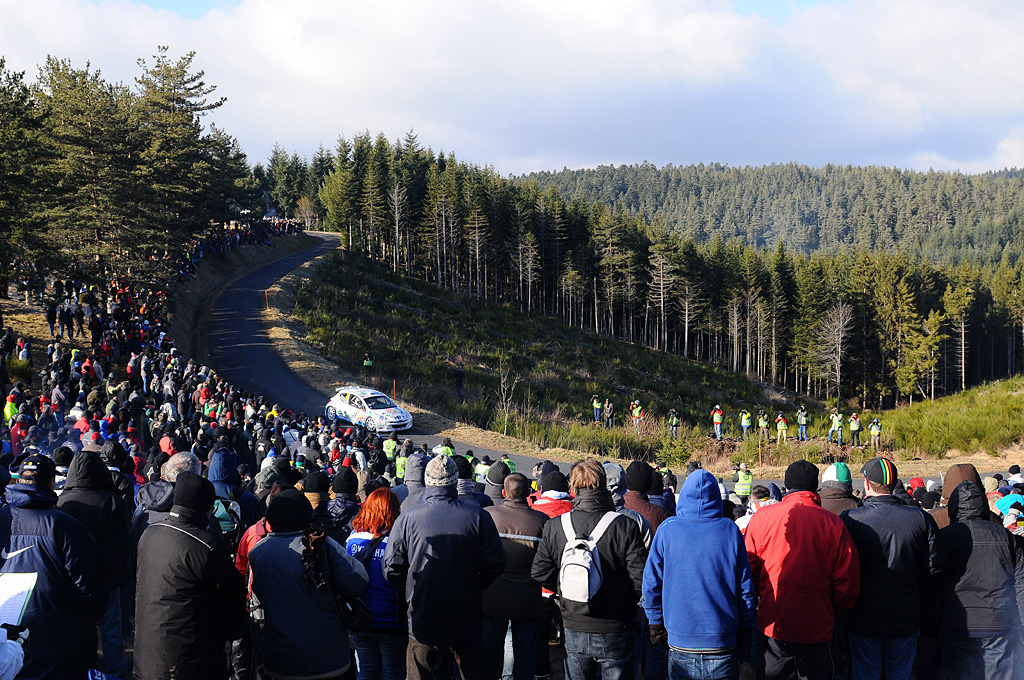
xmin=983 ymin=477 xmax=999 ymax=493
xmin=541 ymin=471 xmax=569 ymax=493
xmin=303 ymin=471 xmax=331 ymax=494
xmin=920 ymin=491 xmax=941 ymax=509
xmin=862 ymin=457 xmax=898 ymax=486
xmin=486 ymin=461 xmax=510 ymax=486
xmin=52 ymin=446 xmax=74 ymax=468
xmin=332 ymin=467 xmax=358 ymax=495
xmin=625 ymin=461 xmax=654 ymax=493
xmin=453 ymin=455 xmax=473 ymax=480
xmin=784 ymin=459 xmax=819 ymax=492
xmin=425 ymin=455 xmax=458 ymax=487
xmin=649 ymin=471 xmax=664 ymax=495
xmin=173 ymin=472 xmax=216 ymax=513
xmin=821 ymin=462 xmax=853 ymax=491
xmin=266 ymin=489 xmax=313 ymax=533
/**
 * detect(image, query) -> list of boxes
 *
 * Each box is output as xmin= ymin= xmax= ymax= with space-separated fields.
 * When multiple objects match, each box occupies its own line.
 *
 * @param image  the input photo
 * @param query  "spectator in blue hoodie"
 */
xmin=207 ymin=446 xmax=262 ymax=527
xmin=643 ymin=469 xmax=756 ymax=680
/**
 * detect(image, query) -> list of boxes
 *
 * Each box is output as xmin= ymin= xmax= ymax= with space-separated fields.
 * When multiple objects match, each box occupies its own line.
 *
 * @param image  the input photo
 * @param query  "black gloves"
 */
xmin=649 ymin=622 xmax=667 ymax=646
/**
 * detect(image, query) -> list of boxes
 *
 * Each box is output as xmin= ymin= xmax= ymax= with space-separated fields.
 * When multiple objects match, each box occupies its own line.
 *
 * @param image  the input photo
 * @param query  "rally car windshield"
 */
xmin=364 ymin=395 xmax=398 ymax=410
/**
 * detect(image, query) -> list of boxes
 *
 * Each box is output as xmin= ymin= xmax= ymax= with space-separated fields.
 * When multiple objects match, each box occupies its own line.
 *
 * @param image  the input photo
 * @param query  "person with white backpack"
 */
xmin=531 ymin=460 xmax=648 ymax=680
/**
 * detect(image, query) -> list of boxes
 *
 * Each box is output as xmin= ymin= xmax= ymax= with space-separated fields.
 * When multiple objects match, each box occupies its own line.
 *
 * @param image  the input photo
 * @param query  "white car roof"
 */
xmin=336 ymin=385 xmax=387 ymax=398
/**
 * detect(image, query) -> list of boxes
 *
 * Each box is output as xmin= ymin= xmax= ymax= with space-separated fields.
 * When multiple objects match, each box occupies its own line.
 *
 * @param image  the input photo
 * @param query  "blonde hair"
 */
xmin=569 ymin=460 xmax=606 ymax=494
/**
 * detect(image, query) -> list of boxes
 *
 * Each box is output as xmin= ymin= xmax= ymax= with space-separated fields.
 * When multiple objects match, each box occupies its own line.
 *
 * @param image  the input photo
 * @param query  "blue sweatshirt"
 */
xmin=643 ymin=469 xmax=756 ymax=650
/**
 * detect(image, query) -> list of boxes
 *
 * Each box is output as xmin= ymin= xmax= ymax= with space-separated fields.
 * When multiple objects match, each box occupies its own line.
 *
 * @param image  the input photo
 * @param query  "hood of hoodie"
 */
xmin=207 ymin=447 xmax=239 ymax=485
xmin=603 ymin=462 xmax=625 ymax=494
xmin=137 ymin=479 xmax=175 ymax=512
xmin=404 ymin=453 xmax=429 ymax=490
xmin=64 ymin=450 xmax=115 ymax=491
xmin=942 ymin=463 xmax=982 ymax=503
xmin=99 ymin=438 xmax=127 ymax=469
xmin=948 ymin=479 xmax=987 ymax=522
xmin=677 ymin=469 xmax=724 ymax=520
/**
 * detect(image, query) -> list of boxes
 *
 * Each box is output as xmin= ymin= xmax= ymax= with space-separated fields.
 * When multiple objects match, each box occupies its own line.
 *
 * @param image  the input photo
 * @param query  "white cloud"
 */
xmin=910 ymin=127 xmax=1024 ymax=174
xmin=783 ymin=0 xmax=1024 ymax=132
xmin=3 ymin=0 xmax=1024 ymax=174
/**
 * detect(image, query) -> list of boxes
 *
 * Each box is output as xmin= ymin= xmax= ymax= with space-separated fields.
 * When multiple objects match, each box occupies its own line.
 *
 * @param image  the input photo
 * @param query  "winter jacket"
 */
xmin=818 ymin=486 xmax=860 ymax=516
xmin=383 ymin=485 xmax=507 ymax=645
xmin=930 ymin=463 xmax=984 ymax=529
xmin=483 ymin=498 xmax=549 ymax=620
xmin=937 ymin=480 xmax=1024 ymax=637
xmin=399 ymin=453 xmax=430 ymax=510
xmin=643 ymin=470 xmax=755 ymax=650
xmin=207 ymin=448 xmax=262 ymax=527
xmin=250 ymin=532 xmax=368 ymax=679
xmin=744 ymin=490 xmax=860 ymax=644
xmin=531 ymin=488 xmax=648 ymax=634
xmin=312 ymin=496 xmax=354 ymax=545
xmin=840 ymin=494 xmax=942 ymax=637
xmin=624 ymin=489 xmax=671 ymax=533
xmin=0 ymin=484 xmax=103 ymax=680
xmin=346 ymin=532 xmax=403 ymax=632
xmin=134 ymin=505 xmax=246 ymax=680
xmin=531 ymin=491 xmax=574 ymax=519
xmin=325 ymin=493 xmax=360 ymax=536
xmin=235 ymin=518 xmax=269 ymax=575
xmin=56 ymin=451 xmax=131 ymax=588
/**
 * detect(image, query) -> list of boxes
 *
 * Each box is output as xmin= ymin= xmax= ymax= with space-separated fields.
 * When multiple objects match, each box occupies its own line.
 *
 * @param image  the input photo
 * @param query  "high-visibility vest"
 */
xmin=741 ymin=412 xmax=752 ymax=427
xmin=735 ymin=470 xmax=753 ymax=497
xmin=363 ymin=357 xmax=373 ymax=367
xmin=395 ymin=455 xmax=408 ymax=478
xmin=669 ymin=415 xmax=679 ymax=427
xmin=632 ymin=405 xmax=643 ymax=418
xmin=383 ymin=439 xmax=397 ymax=459
xmin=797 ymin=411 xmax=808 ymax=425
xmin=758 ymin=415 xmax=769 ymax=428
xmin=849 ymin=418 xmax=861 ymax=432
xmin=831 ymin=413 xmax=843 ymax=428
xmin=474 ymin=463 xmax=490 ymax=483
xmin=437 ymin=446 xmax=454 ymax=457
xmin=592 ymin=399 xmax=602 ymax=410
xmin=504 ymin=458 xmax=516 ymax=473
xmin=869 ymin=423 xmax=882 ymax=436
xmin=712 ymin=410 xmax=723 ymax=424
xmin=776 ymin=417 xmax=788 ymax=431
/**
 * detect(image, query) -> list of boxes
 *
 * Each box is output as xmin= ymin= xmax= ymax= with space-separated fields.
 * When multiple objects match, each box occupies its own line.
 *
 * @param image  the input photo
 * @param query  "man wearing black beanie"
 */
xmin=624 ymin=461 xmax=671 ymax=535
xmin=134 ymin=471 xmax=245 ymax=680
xmin=744 ymin=460 xmax=861 ymax=680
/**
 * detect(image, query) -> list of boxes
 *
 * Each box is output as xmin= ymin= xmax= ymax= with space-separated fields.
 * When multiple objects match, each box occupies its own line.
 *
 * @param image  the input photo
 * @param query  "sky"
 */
xmin=2 ymin=0 xmax=1023 ymax=176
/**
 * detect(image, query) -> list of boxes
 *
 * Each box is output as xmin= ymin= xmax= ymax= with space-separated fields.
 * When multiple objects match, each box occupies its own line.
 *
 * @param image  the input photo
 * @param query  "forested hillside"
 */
xmin=267 ymin=132 xmax=1024 ymax=413
xmin=526 ymin=162 xmax=1024 ymax=264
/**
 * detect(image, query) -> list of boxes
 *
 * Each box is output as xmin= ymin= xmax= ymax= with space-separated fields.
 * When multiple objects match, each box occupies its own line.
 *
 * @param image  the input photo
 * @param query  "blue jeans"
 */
xmin=942 ymin=634 xmax=1015 ymax=680
xmin=668 ymin=648 xmax=737 ymax=680
xmin=99 ymin=586 xmax=127 ymax=677
xmin=564 ymin=628 xmax=636 ymax=680
xmin=714 ymin=424 xmax=722 ymax=440
xmin=798 ymin=425 xmax=807 ymax=441
xmin=848 ymin=633 xmax=915 ymax=680
xmin=351 ymin=630 xmax=408 ymax=680
xmin=594 ymin=409 xmax=602 ymax=422
xmin=742 ymin=426 xmax=749 ymax=438
xmin=828 ymin=426 xmax=842 ymax=445
xmin=482 ymin=617 xmax=538 ymax=680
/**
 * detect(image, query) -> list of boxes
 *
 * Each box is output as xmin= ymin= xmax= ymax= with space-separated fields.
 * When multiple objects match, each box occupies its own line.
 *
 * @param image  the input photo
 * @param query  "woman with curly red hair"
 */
xmin=345 ymin=487 xmax=405 ymax=680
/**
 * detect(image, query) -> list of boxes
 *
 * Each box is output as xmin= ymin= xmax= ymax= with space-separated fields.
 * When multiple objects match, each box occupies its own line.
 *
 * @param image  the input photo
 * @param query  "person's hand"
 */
xmin=1 ymin=624 xmax=28 ymax=647
xmin=649 ymin=623 xmax=667 ymax=646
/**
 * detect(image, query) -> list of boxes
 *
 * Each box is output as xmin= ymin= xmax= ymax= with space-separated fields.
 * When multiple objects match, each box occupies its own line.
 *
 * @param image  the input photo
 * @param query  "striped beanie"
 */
xmin=862 ymin=457 xmax=898 ymax=486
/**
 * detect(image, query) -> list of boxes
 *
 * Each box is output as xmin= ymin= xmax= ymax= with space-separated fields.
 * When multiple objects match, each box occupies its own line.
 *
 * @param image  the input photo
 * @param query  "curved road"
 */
xmin=206 ymin=232 xmax=560 ymax=475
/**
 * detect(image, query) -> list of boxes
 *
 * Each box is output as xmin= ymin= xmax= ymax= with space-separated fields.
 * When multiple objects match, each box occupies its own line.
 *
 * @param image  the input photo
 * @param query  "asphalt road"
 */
xmin=205 ymin=231 xmax=563 ymax=476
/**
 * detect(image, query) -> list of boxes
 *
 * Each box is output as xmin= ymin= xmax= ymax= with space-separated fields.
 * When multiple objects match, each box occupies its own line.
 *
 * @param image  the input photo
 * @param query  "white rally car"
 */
xmin=325 ymin=386 xmax=413 ymax=433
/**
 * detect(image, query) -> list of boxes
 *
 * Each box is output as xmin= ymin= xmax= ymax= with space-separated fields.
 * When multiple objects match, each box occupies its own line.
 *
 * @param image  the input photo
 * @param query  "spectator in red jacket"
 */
xmin=744 ymin=460 xmax=860 ymax=680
